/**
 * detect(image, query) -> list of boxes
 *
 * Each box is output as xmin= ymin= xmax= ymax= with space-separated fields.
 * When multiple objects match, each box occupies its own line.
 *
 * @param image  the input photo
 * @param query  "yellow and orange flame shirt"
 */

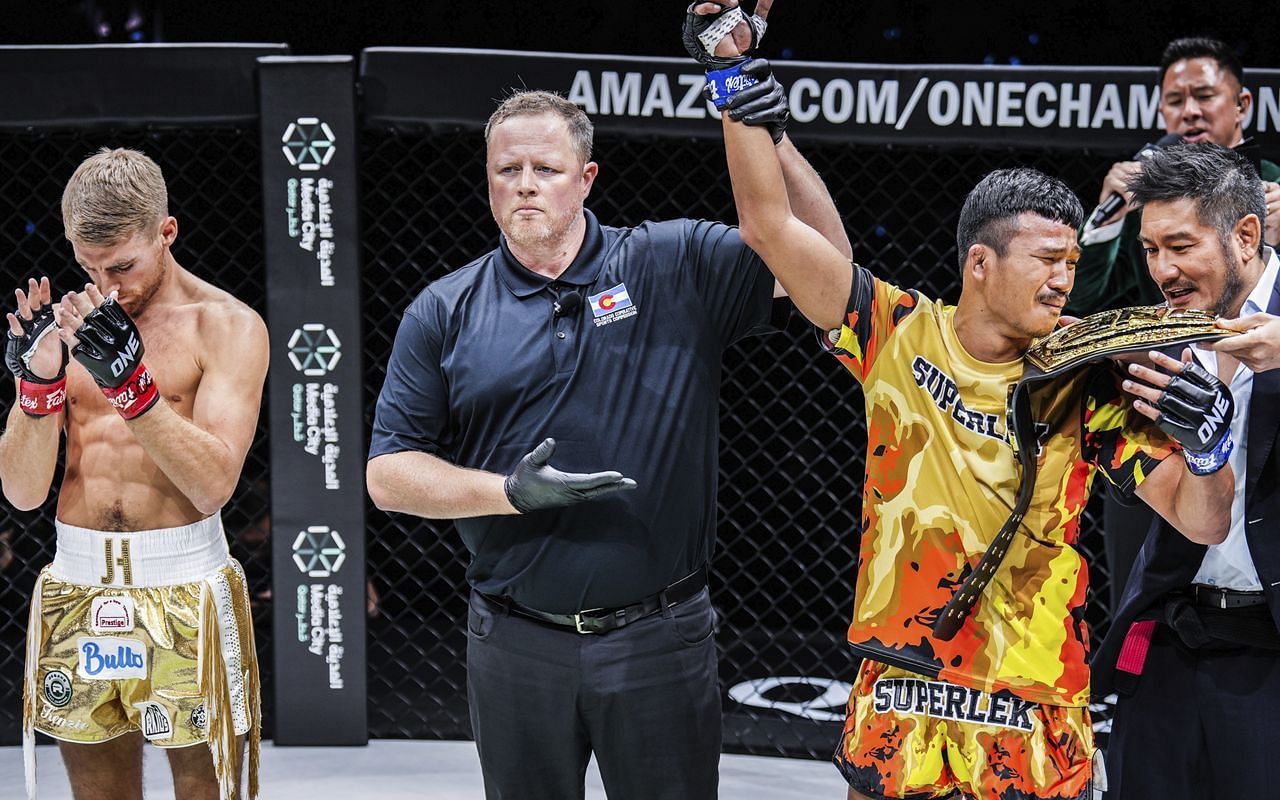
xmin=830 ymin=266 xmax=1175 ymax=707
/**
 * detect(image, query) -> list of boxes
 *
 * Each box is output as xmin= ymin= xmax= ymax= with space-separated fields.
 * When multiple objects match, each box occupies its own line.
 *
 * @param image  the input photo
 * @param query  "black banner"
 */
xmin=361 ymin=47 xmax=1280 ymax=152
xmin=0 ymin=44 xmax=287 ymax=129
xmin=259 ymin=56 xmax=367 ymax=745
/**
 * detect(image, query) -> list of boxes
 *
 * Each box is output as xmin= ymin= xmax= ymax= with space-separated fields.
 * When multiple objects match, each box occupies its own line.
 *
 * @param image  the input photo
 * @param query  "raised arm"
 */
xmin=682 ymin=2 xmax=851 ymax=270
xmin=723 ymin=110 xmax=852 ymax=330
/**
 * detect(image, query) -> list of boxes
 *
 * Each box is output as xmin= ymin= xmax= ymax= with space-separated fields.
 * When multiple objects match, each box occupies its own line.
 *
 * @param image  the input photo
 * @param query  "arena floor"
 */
xmin=1 ymin=739 xmax=837 ymax=798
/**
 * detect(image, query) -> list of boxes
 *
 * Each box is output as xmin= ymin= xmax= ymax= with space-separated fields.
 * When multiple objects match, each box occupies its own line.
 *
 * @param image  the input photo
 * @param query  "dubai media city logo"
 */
xmin=282 ymin=117 xmax=336 ymax=171
xmin=292 ymin=526 xmax=346 ymax=578
xmin=288 ymin=324 xmax=342 ymax=377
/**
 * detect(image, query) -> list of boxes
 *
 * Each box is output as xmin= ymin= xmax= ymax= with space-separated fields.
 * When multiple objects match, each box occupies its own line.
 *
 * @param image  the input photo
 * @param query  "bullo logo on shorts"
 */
xmin=292 ymin=525 xmax=346 ymax=577
xmin=91 ymin=595 xmax=135 ymax=634
xmin=281 ymin=117 xmax=336 ymax=172
xmin=42 ymin=669 xmax=72 ymax=709
xmin=76 ymin=637 xmax=147 ymax=680
xmin=190 ymin=704 xmax=208 ymax=730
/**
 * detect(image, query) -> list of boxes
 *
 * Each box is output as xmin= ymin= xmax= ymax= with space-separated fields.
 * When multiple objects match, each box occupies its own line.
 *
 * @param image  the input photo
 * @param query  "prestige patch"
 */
xmin=76 ymin=636 xmax=147 ymax=680
xmin=588 ymin=282 xmax=637 ymax=327
xmin=91 ymin=595 xmax=135 ymax=634
xmin=138 ymin=701 xmax=173 ymax=741
xmin=872 ymin=677 xmax=1036 ymax=732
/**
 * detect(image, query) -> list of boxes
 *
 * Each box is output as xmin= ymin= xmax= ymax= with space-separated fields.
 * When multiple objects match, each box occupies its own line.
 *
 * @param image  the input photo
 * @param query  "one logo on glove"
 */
xmin=108 ymin=332 xmax=140 ymax=379
xmin=1197 ymin=393 xmax=1231 ymax=444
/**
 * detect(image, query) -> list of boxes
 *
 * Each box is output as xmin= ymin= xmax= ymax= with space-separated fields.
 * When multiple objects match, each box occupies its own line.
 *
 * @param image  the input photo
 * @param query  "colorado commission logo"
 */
xmin=281 ymin=117 xmax=336 ymax=171
xmin=292 ymin=525 xmax=346 ymax=578
xmin=287 ymin=324 xmax=342 ymax=377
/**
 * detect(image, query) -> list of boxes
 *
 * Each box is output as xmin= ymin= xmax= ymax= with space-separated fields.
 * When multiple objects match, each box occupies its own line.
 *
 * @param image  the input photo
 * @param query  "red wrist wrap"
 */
xmin=18 ymin=376 xmax=67 ymax=417
xmin=102 ymin=361 xmax=160 ymax=420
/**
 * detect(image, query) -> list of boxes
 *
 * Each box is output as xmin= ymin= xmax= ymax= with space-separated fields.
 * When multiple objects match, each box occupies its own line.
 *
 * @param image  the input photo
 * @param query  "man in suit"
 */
xmin=1092 ymin=142 xmax=1280 ymax=797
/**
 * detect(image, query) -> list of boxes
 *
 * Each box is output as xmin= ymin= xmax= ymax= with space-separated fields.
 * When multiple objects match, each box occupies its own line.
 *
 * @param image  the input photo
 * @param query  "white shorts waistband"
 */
xmin=51 ymin=515 xmax=230 ymax=587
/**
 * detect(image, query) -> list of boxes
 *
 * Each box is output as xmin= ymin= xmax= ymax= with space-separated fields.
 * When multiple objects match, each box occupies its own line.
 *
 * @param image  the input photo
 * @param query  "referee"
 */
xmin=365 ymin=85 xmax=848 ymax=798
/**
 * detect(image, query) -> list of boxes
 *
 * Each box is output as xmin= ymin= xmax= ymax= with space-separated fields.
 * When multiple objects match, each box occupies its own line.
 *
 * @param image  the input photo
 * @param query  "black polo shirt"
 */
xmin=369 ymin=209 xmax=775 ymax=612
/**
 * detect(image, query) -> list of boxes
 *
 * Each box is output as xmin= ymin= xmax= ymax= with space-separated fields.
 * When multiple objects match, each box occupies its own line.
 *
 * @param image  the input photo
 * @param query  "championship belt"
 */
xmin=932 ymin=306 xmax=1236 ymax=641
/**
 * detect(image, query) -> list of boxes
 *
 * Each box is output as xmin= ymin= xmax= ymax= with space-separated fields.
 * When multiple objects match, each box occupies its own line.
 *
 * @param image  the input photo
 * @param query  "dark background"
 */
xmin=5 ymin=1 xmax=1280 ymax=70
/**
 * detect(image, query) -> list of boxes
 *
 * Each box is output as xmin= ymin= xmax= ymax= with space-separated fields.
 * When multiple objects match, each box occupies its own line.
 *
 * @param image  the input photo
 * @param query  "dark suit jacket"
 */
xmin=1091 ymin=269 xmax=1280 ymax=698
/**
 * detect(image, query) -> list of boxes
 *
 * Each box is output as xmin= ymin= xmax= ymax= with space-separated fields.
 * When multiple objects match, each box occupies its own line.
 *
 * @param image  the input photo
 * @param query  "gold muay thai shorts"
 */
xmin=22 ymin=515 xmax=260 ymax=800
xmin=835 ymin=660 xmax=1097 ymax=800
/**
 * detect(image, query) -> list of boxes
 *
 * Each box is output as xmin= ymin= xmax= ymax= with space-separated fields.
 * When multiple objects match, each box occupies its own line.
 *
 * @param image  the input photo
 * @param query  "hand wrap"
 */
xmin=5 ymin=305 xmax=67 ymax=418
xmin=72 ymin=298 xmax=160 ymax=420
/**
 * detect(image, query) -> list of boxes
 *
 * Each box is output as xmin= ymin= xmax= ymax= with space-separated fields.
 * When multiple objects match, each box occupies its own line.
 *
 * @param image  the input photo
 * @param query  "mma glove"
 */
xmin=71 ymin=298 xmax=160 ymax=420
xmin=4 ymin=304 xmax=68 ymax=418
xmin=504 ymin=438 xmax=637 ymax=513
xmin=683 ymin=2 xmax=780 ymax=127
xmin=682 ymin=2 xmax=766 ymax=71
xmin=1151 ymin=360 xmax=1235 ymax=475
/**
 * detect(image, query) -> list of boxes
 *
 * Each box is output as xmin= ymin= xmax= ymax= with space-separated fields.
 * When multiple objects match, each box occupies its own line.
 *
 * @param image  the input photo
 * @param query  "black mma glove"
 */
xmin=1151 ymin=360 xmax=1235 ymax=475
xmin=71 ymin=298 xmax=160 ymax=420
xmin=722 ymin=59 xmax=789 ymax=144
xmin=5 ymin=304 xmax=68 ymax=417
xmin=504 ymin=438 xmax=637 ymax=514
xmin=682 ymin=2 xmax=765 ymax=70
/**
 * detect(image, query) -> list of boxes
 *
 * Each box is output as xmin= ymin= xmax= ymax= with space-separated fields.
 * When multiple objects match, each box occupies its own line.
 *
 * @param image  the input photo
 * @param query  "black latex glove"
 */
xmin=504 ymin=438 xmax=637 ymax=513
xmin=723 ymin=59 xmax=789 ymax=144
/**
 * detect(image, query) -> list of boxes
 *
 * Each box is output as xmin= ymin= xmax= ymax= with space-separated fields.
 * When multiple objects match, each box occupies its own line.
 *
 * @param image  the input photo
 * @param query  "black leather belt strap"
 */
xmin=1191 ymin=584 xmax=1269 ymax=609
xmin=482 ymin=567 xmax=707 ymax=635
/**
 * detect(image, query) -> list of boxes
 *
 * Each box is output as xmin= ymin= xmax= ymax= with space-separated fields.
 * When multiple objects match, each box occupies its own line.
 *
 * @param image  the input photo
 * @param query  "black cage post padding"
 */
xmin=259 ymin=55 xmax=369 ymax=746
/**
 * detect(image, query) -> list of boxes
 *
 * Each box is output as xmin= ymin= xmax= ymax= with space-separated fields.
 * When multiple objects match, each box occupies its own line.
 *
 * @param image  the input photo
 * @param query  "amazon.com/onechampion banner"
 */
xmin=361 ymin=48 xmax=1280 ymax=152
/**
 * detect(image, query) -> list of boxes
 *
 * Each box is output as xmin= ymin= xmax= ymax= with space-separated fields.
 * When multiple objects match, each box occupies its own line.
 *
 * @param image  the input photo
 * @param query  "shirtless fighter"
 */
xmin=0 ymin=147 xmax=269 ymax=800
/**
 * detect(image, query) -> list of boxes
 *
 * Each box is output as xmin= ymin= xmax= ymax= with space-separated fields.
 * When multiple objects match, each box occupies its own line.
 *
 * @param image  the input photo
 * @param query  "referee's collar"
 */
xmin=495 ymin=209 xmax=607 ymax=297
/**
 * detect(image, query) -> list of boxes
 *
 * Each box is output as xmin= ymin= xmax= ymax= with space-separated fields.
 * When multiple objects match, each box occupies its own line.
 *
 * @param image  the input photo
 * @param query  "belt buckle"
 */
xmin=1221 ymin=590 xmax=1230 ymax=610
xmin=573 ymin=607 xmax=604 ymax=635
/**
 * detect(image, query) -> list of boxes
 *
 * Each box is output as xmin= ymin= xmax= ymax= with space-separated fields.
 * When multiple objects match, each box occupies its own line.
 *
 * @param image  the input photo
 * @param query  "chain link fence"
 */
xmin=0 ymin=126 xmax=274 ymax=745
xmin=359 ymin=126 xmax=1124 ymax=756
xmin=0 ymin=91 xmax=1131 ymax=759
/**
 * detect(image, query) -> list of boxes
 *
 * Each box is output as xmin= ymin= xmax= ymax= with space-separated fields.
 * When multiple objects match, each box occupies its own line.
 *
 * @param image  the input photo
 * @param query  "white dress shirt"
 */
xmin=1190 ymin=247 xmax=1280 ymax=590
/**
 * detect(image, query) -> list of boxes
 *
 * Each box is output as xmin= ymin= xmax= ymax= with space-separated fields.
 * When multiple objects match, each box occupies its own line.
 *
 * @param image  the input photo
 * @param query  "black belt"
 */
xmin=482 ymin=568 xmax=707 ymax=635
xmin=1191 ymin=584 xmax=1268 ymax=610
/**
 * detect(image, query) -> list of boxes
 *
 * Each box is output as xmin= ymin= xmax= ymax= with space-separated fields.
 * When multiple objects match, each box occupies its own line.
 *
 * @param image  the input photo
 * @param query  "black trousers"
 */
xmin=466 ymin=587 xmax=721 ymax=800
xmin=1105 ymin=616 xmax=1280 ymax=798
